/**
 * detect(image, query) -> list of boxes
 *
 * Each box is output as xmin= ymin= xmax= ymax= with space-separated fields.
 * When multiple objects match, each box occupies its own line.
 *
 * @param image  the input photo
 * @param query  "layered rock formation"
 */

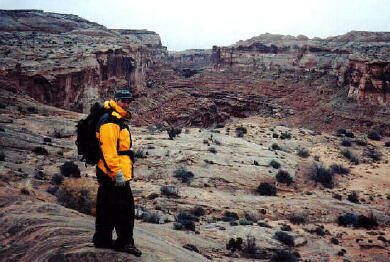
xmin=212 ymin=31 xmax=390 ymax=106
xmin=0 ymin=9 xmax=167 ymax=112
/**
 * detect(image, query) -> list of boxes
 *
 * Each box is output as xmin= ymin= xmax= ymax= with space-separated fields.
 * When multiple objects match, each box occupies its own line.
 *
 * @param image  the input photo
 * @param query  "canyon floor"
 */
xmin=0 ymin=88 xmax=389 ymax=262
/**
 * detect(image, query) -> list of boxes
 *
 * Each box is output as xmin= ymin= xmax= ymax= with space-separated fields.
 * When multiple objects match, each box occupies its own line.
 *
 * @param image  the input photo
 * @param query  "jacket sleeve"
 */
xmin=98 ymin=123 xmax=121 ymax=177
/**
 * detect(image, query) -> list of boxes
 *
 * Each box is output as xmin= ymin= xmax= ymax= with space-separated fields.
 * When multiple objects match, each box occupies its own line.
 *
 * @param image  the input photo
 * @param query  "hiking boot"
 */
xmin=115 ymin=244 xmax=142 ymax=257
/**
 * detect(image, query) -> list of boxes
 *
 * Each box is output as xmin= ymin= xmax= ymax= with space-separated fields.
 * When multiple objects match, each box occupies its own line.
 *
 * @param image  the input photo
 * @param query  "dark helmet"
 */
xmin=114 ymin=89 xmax=133 ymax=100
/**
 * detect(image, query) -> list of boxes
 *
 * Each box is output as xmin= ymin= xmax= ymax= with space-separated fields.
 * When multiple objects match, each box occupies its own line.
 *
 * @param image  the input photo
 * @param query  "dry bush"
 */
xmin=18 ymin=179 xmax=32 ymax=195
xmin=56 ymin=177 xmax=98 ymax=215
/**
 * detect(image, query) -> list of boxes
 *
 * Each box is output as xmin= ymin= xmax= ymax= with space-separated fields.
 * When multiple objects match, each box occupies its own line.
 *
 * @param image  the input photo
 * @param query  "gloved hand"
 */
xmin=115 ymin=170 xmax=126 ymax=187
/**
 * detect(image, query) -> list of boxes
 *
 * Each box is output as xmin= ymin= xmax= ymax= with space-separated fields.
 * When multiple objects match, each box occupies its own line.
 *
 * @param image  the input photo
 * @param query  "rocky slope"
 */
xmin=0 ymin=87 xmax=389 ymax=262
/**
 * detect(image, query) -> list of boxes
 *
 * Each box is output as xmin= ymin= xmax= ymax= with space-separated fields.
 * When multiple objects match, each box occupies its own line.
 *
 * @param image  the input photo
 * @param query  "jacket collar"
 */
xmin=103 ymin=100 xmax=128 ymax=119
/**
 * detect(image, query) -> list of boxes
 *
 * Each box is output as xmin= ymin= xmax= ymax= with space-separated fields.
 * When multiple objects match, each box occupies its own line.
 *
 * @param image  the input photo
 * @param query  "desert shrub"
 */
xmin=347 ymin=191 xmax=360 ymax=204
xmin=216 ymin=123 xmax=225 ymax=128
xmin=345 ymin=131 xmax=355 ymax=138
xmin=341 ymin=149 xmax=359 ymax=165
xmin=335 ymin=129 xmax=346 ymax=137
xmin=258 ymin=221 xmax=272 ymax=228
xmin=385 ymin=142 xmax=390 ymax=147
xmin=135 ymin=148 xmax=146 ymax=159
xmin=257 ymin=182 xmax=276 ymax=196
xmin=56 ymin=177 xmax=97 ymax=215
xmin=337 ymin=213 xmax=378 ymax=229
xmin=368 ymin=130 xmax=381 ymax=141
xmin=332 ymin=193 xmax=342 ymax=200
xmin=239 ymin=218 xmax=253 ymax=225
xmin=281 ymin=224 xmax=292 ymax=231
xmin=273 ymin=133 xmax=279 ymax=138
xmin=273 ymin=231 xmax=294 ymax=246
xmin=269 ymin=160 xmax=281 ymax=169
xmin=364 ymin=147 xmax=382 ymax=161
xmin=141 ymin=211 xmax=161 ymax=224
xmin=47 ymin=186 xmax=59 ymax=195
xmin=313 ymin=155 xmax=320 ymax=161
xmin=160 ymin=185 xmax=179 ymax=198
xmin=167 ymin=126 xmax=182 ymax=140
xmin=226 ymin=237 xmax=243 ymax=252
xmin=27 ymin=106 xmax=37 ymax=113
xmin=272 ymin=143 xmax=281 ymax=150
xmin=173 ymin=166 xmax=194 ymax=184
xmin=60 ymin=161 xmax=81 ymax=178
xmin=309 ymin=162 xmax=334 ymax=188
xmin=243 ymin=235 xmax=257 ymax=258
xmin=235 ymin=126 xmax=247 ymax=137
xmin=355 ymin=139 xmax=368 ymax=146
xmin=208 ymin=147 xmax=217 ymax=154
xmin=51 ymin=173 xmax=64 ymax=185
xmin=174 ymin=212 xmax=198 ymax=231
xmin=221 ymin=211 xmax=239 ymax=222
xmin=340 ymin=140 xmax=352 ymax=147
xmin=0 ymin=103 xmax=5 ymax=109
xmin=280 ymin=131 xmax=292 ymax=140
xmin=329 ymin=164 xmax=350 ymax=175
xmin=276 ymin=170 xmax=293 ymax=185
xmin=297 ymin=147 xmax=310 ymax=158
xmin=244 ymin=211 xmax=258 ymax=223
xmin=287 ymin=213 xmax=308 ymax=225
xmin=146 ymin=125 xmax=157 ymax=135
xmin=0 ymin=152 xmax=4 ymax=161
xmin=270 ymin=250 xmax=299 ymax=262
xmin=214 ymin=139 xmax=221 ymax=145
xmin=33 ymin=146 xmax=49 ymax=155
xmin=43 ymin=137 xmax=52 ymax=143
xmin=191 ymin=206 xmax=205 ymax=217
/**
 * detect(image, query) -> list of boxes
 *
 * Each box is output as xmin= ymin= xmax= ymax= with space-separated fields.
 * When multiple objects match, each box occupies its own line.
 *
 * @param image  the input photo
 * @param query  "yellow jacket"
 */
xmin=96 ymin=100 xmax=133 ymax=181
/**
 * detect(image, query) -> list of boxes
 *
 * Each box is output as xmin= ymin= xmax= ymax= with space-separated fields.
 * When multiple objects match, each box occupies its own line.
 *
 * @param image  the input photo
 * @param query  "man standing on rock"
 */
xmin=92 ymin=89 xmax=142 ymax=257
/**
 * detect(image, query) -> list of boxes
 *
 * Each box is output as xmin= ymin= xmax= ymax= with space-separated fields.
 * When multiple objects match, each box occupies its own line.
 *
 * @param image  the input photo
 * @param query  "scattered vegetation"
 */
xmin=135 ymin=148 xmax=147 ymax=159
xmin=363 ymin=147 xmax=382 ymax=161
xmin=208 ymin=147 xmax=217 ymax=154
xmin=60 ymin=161 xmax=81 ymax=178
xmin=221 ymin=211 xmax=239 ymax=222
xmin=341 ymin=149 xmax=359 ymax=164
xmin=191 ymin=206 xmax=205 ymax=217
xmin=0 ymin=151 xmax=4 ymax=161
xmin=257 ymin=182 xmax=277 ymax=196
xmin=51 ymin=173 xmax=64 ymax=185
xmin=329 ymin=164 xmax=350 ymax=175
xmin=47 ymin=186 xmax=58 ymax=195
xmin=235 ymin=126 xmax=247 ymax=137
xmin=270 ymin=250 xmax=299 ymax=262
xmin=167 ymin=126 xmax=182 ymax=140
xmin=309 ymin=162 xmax=334 ymax=188
xmin=335 ymin=128 xmax=347 ymax=137
xmin=340 ymin=140 xmax=352 ymax=147
xmin=276 ymin=170 xmax=293 ymax=185
xmin=226 ymin=237 xmax=243 ymax=252
xmin=160 ymin=185 xmax=179 ymax=198
xmin=385 ymin=142 xmax=390 ymax=147
xmin=347 ymin=191 xmax=360 ymax=204
xmin=174 ymin=212 xmax=198 ymax=231
xmin=273 ymin=231 xmax=294 ymax=246
xmin=287 ymin=213 xmax=308 ymax=225
xmin=272 ymin=143 xmax=281 ymax=150
xmin=239 ymin=218 xmax=253 ymax=225
xmin=33 ymin=146 xmax=49 ymax=155
xmin=355 ymin=139 xmax=368 ymax=146
xmin=297 ymin=147 xmax=310 ymax=158
xmin=0 ymin=103 xmax=5 ymax=109
xmin=269 ymin=160 xmax=281 ymax=169
xmin=280 ymin=131 xmax=292 ymax=140
xmin=367 ymin=130 xmax=381 ymax=141
xmin=173 ymin=166 xmax=194 ymax=184
xmin=56 ymin=177 xmax=97 ymax=215
xmin=345 ymin=131 xmax=355 ymax=138
xmin=43 ymin=137 xmax=52 ymax=143
xmin=337 ymin=213 xmax=378 ymax=229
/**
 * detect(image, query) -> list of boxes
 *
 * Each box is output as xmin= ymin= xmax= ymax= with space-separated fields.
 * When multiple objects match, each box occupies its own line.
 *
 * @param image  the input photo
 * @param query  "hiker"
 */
xmin=92 ymin=89 xmax=142 ymax=257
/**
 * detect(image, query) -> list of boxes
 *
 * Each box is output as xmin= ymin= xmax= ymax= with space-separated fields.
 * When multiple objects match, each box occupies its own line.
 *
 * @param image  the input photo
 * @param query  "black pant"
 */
xmin=93 ymin=168 xmax=135 ymax=248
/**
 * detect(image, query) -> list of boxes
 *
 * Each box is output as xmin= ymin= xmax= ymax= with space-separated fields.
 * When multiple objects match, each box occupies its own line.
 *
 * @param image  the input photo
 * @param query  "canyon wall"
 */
xmin=0 ymin=10 xmax=167 ymax=112
xmin=211 ymin=31 xmax=390 ymax=106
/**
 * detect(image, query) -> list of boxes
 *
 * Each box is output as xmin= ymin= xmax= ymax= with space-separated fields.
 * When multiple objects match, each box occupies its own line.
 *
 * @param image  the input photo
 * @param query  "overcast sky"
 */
xmin=1 ymin=0 xmax=389 ymax=51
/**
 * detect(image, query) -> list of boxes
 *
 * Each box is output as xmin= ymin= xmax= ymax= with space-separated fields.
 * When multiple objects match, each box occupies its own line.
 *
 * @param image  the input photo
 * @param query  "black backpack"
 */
xmin=76 ymin=102 xmax=111 ymax=166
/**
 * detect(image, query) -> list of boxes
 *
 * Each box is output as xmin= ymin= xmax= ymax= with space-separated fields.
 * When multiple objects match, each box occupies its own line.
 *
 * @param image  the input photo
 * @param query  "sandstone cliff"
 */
xmin=0 ymin=9 xmax=167 ymax=113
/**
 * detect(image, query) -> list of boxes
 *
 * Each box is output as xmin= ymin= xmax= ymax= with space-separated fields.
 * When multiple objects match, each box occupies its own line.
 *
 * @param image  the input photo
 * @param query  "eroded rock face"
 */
xmin=212 ymin=31 xmax=390 ymax=106
xmin=0 ymin=9 xmax=167 ymax=113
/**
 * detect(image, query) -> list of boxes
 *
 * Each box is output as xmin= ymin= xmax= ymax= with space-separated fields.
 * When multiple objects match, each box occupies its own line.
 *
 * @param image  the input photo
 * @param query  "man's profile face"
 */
xmin=117 ymin=98 xmax=132 ymax=109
